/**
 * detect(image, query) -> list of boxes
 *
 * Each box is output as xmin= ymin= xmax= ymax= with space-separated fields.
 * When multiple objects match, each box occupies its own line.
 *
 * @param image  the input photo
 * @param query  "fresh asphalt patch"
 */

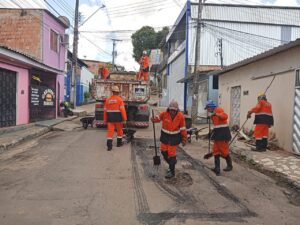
xmin=131 ymin=138 xmax=256 ymax=225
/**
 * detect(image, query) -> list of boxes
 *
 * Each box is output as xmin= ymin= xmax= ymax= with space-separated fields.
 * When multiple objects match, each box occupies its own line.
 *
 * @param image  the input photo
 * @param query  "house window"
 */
xmin=50 ymin=29 xmax=58 ymax=52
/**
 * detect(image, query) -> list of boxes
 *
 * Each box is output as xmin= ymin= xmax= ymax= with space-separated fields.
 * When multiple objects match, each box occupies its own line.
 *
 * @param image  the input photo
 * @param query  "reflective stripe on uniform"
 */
xmin=214 ymin=124 xmax=229 ymax=129
xmin=255 ymin=112 xmax=273 ymax=116
xmin=107 ymin=110 xmax=121 ymax=112
xmin=161 ymin=128 xmax=180 ymax=134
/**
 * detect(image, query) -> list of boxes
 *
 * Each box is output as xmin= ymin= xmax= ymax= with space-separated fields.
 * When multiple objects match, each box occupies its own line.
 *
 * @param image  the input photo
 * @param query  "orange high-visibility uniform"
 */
xmin=99 ymin=67 xmax=110 ymax=80
xmin=211 ymin=107 xmax=232 ymax=158
xmin=153 ymin=111 xmax=187 ymax=157
xmin=249 ymin=100 xmax=273 ymax=140
xmin=137 ymin=55 xmax=149 ymax=81
xmin=104 ymin=95 xmax=127 ymax=139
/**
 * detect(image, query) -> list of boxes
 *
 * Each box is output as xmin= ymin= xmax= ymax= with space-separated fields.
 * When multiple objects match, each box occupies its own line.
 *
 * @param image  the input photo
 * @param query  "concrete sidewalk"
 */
xmin=0 ymin=103 xmax=96 ymax=153
xmin=231 ymin=141 xmax=300 ymax=189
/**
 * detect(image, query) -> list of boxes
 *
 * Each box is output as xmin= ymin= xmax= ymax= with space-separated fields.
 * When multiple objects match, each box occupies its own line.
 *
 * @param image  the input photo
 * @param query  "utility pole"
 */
xmin=217 ymin=38 xmax=224 ymax=68
xmin=70 ymin=0 xmax=79 ymax=108
xmin=111 ymin=39 xmax=122 ymax=71
xmin=191 ymin=0 xmax=203 ymax=123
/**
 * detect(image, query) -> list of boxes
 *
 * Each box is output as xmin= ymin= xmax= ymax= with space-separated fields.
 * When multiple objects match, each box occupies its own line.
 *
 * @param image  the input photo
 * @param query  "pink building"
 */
xmin=0 ymin=9 xmax=69 ymax=127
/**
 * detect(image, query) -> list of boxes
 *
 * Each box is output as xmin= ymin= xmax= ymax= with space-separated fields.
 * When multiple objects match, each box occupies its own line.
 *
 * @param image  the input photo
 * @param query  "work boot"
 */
xmin=165 ymin=170 xmax=175 ymax=179
xmin=223 ymin=155 xmax=233 ymax=172
xmin=165 ymin=156 xmax=177 ymax=179
xmin=107 ymin=139 xmax=113 ymax=151
xmin=211 ymin=155 xmax=220 ymax=176
xmin=251 ymin=146 xmax=266 ymax=152
xmin=117 ymin=138 xmax=123 ymax=147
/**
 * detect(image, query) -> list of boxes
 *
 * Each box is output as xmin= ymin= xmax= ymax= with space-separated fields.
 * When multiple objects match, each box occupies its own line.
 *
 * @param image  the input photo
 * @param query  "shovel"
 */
xmin=203 ymin=118 xmax=249 ymax=159
xmin=152 ymin=109 xmax=161 ymax=166
xmin=204 ymin=115 xmax=213 ymax=159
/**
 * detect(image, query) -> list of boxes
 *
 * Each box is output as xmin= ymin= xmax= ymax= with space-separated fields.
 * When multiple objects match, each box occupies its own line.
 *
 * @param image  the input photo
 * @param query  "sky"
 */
xmin=1 ymin=0 xmax=300 ymax=71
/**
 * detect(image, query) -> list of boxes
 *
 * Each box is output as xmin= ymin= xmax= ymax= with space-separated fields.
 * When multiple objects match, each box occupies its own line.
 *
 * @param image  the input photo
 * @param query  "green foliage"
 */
xmin=84 ymin=91 xmax=91 ymax=99
xmin=131 ymin=26 xmax=169 ymax=62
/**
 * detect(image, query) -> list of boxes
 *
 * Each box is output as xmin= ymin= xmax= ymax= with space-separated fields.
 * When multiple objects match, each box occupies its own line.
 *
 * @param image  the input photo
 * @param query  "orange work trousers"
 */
xmin=107 ymin=122 xmax=123 ymax=139
xmin=213 ymin=140 xmax=229 ymax=158
xmin=161 ymin=143 xmax=177 ymax=157
xmin=254 ymin=124 xmax=269 ymax=140
xmin=136 ymin=71 xmax=148 ymax=81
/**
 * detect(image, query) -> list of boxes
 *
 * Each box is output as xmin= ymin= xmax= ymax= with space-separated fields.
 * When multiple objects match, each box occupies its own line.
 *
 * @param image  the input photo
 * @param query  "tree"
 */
xmin=131 ymin=26 xmax=169 ymax=62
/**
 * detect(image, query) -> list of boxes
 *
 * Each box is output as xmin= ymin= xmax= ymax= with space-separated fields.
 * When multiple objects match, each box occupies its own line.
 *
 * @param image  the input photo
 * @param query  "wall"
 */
xmin=42 ymin=11 xmax=66 ymax=71
xmin=0 ymin=62 xmax=29 ymax=125
xmin=0 ymin=9 xmax=42 ymax=60
xmin=219 ymin=45 xmax=300 ymax=151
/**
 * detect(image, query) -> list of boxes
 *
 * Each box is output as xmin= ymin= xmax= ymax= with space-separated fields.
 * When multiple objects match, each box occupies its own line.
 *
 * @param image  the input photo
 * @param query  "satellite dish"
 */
xmin=58 ymin=16 xmax=70 ymax=28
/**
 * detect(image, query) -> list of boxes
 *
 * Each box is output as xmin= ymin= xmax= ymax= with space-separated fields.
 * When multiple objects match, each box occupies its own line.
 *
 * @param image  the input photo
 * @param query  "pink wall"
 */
xmin=42 ymin=11 xmax=66 ymax=71
xmin=0 ymin=62 xmax=29 ymax=125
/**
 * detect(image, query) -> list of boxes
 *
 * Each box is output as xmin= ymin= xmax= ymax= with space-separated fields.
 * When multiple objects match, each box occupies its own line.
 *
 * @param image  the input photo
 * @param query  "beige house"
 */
xmin=216 ymin=39 xmax=300 ymax=154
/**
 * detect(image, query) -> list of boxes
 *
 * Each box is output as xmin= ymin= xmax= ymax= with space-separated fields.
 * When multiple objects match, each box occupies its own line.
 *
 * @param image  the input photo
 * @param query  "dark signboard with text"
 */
xmin=30 ymin=85 xmax=56 ymax=108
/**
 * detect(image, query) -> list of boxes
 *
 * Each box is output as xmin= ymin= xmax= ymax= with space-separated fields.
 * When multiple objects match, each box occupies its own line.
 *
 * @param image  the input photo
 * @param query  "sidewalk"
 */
xmin=0 ymin=103 xmax=96 ymax=153
xmin=231 ymin=141 xmax=300 ymax=189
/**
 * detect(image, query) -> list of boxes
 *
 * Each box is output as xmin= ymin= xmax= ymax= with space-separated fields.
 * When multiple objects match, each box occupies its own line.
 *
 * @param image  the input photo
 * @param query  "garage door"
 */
xmin=0 ymin=68 xmax=17 ymax=127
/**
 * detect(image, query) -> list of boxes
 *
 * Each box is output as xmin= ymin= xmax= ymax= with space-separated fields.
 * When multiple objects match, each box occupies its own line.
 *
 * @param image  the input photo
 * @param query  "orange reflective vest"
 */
xmin=250 ymin=100 xmax=274 ymax=125
xmin=139 ymin=55 xmax=149 ymax=72
xmin=104 ymin=95 xmax=127 ymax=122
xmin=153 ymin=111 xmax=187 ymax=146
xmin=211 ymin=107 xmax=231 ymax=141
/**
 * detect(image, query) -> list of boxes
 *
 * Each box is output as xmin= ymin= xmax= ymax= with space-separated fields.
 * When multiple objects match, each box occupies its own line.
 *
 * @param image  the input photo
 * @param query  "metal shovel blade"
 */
xmin=203 ymin=152 xmax=213 ymax=160
xmin=153 ymin=155 xmax=161 ymax=166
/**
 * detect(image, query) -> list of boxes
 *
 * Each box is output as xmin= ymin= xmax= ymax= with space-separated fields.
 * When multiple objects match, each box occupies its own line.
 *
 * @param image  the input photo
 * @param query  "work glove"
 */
xmin=123 ymin=120 xmax=127 ymax=125
xmin=247 ymin=112 xmax=251 ymax=119
xmin=181 ymin=139 xmax=186 ymax=146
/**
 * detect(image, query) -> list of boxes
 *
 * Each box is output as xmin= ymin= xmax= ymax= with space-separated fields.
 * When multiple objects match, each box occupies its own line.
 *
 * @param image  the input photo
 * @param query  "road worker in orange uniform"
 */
xmin=151 ymin=100 xmax=187 ymax=179
xmin=137 ymin=51 xmax=149 ymax=81
xmin=205 ymin=100 xmax=232 ymax=176
xmin=104 ymin=86 xmax=127 ymax=151
xmin=247 ymin=93 xmax=274 ymax=152
xmin=98 ymin=65 xmax=110 ymax=80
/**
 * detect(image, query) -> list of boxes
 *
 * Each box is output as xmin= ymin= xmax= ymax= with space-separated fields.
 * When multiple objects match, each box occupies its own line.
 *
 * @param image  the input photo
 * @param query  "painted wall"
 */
xmin=42 ymin=11 xmax=66 ymax=71
xmin=219 ymin=45 xmax=300 ymax=151
xmin=0 ymin=62 xmax=29 ymax=125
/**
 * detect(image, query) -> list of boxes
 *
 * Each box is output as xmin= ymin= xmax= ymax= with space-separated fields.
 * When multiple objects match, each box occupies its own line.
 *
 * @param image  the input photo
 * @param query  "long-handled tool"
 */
xmin=152 ymin=109 xmax=161 ymax=166
xmin=203 ymin=118 xmax=249 ymax=159
xmin=204 ymin=115 xmax=213 ymax=159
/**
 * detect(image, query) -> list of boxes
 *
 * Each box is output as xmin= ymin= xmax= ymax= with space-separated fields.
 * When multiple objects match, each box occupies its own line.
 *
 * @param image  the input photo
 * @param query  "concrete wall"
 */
xmin=0 ymin=62 xmax=29 ymax=125
xmin=219 ymin=45 xmax=300 ymax=151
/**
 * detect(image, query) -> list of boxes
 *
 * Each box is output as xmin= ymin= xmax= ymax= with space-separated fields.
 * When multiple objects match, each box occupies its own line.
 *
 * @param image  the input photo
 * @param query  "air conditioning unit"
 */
xmin=60 ymin=34 xmax=69 ymax=46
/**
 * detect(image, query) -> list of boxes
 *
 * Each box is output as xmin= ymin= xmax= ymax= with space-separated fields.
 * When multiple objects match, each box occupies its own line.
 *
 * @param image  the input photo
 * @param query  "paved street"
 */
xmin=0 ymin=118 xmax=299 ymax=225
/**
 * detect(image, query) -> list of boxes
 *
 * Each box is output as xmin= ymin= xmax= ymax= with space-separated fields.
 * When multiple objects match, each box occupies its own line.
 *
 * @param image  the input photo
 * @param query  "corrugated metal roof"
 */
xmin=216 ymin=38 xmax=300 ymax=76
xmin=0 ymin=45 xmax=64 ymax=74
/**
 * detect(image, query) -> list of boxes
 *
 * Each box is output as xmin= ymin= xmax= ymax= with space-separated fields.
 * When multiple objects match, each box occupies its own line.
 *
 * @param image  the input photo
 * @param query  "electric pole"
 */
xmin=217 ymin=38 xmax=224 ymax=68
xmin=70 ymin=0 xmax=79 ymax=108
xmin=111 ymin=39 xmax=122 ymax=71
xmin=191 ymin=0 xmax=203 ymax=123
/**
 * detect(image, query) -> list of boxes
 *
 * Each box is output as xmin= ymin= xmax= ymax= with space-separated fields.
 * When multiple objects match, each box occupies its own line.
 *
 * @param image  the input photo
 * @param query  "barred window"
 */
xmin=296 ymin=70 xmax=300 ymax=87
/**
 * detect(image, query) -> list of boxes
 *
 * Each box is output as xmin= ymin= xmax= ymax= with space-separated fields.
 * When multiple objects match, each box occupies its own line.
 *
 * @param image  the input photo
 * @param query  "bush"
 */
xmin=84 ymin=91 xmax=91 ymax=99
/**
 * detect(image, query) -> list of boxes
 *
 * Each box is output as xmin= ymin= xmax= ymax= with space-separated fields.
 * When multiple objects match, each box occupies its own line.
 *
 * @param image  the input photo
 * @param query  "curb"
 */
xmin=0 ymin=116 xmax=79 ymax=153
xmin=231 ymin=147 xmax=300 ymax=190
xmin=0 ymin=127 xmax=50 ymax=153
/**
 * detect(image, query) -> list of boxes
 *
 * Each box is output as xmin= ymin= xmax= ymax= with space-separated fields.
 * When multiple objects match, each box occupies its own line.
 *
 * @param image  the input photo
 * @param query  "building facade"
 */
xmin=217 ymin=39 xmax=300 ymax=154
xmin=0 ymin=8 xmax=69 ymax=126
xmin=162 ymin=1 xmax=300 ymax=117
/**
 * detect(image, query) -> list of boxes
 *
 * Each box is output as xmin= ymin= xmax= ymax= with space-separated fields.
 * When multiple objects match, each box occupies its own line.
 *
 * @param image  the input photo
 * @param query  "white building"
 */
xmin=162 ymin=1 xmax=300 ymax=117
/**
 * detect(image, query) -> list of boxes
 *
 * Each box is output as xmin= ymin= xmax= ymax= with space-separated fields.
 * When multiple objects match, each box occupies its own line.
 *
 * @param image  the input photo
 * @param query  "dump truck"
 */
xmin=93 ymin=71 xmax=150 ymax=128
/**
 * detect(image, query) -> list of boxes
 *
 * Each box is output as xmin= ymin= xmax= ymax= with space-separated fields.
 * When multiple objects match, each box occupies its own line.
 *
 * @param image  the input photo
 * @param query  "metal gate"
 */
xmin=230 ymin=86 xmax=241 ymax=128
xmin=0 ymin=68 xmax=16 ymax=127
xmin=293 ymin=70 xmax=300 ymax=154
